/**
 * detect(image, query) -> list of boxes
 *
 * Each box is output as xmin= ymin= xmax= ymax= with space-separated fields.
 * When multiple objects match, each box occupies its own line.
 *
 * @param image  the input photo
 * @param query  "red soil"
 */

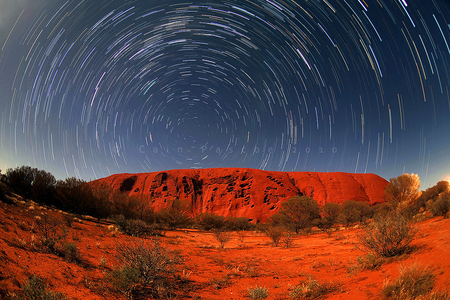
xmin=1 ymin=199 xmax=449 ymax=299
xmin=92 ymin=168 xmax=388 ymax=222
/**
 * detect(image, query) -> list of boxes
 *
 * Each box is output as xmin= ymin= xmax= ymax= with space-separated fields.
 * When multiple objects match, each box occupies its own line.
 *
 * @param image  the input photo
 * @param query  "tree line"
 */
xmin=1 ymin=166 xmax=449 ymax=236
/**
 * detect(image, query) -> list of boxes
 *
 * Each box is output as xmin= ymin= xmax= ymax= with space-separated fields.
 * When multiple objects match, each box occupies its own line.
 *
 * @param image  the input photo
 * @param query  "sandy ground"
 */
xmin=0 ymin=199 xmax=449 ymax=299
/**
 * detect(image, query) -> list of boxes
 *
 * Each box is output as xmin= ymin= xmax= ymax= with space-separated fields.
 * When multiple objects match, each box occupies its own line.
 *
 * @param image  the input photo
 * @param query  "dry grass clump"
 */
xmin=14 ymin=275 xmax=68 ymax=300
xmin=247 ymin=285 xmax=269 ymax=300
xmin=382 ymin=263 xmax=448 ymax=300
xmin=289 ymin=275 xmax=341 ymax=299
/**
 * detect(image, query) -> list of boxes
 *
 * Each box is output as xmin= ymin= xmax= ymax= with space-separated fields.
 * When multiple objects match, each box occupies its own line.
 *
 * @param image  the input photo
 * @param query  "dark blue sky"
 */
xmin=1 ymin=0 xmax=450 ymax=188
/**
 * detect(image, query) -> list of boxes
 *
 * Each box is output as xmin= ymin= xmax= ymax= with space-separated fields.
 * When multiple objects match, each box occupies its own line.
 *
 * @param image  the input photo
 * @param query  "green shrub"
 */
xmin=196 ymin=213 xmax=225 ymax=230
xmin=271 ymin=196 xmax=321 ymax=233
xmin=109 ymin=239 xmax=182 ymax=298
xmin=112 ymin=215 xmax=158 ymax=237
xmin=247 ymin=285 xmax=269 ymax=300
xmin=337 ymin=200 xmax=373 ymax=225
xmin=16 ymin=275 xmax=68 ymax=300
xmin=382 ymin=263 xmax=435 ymax=300
xmin=357 ymin=213 xmax=416 ymax=257
xmin=225 ymin=216 xmax=254 ymax=231
xmin=62 ymin=242 xmax=80 ymax=262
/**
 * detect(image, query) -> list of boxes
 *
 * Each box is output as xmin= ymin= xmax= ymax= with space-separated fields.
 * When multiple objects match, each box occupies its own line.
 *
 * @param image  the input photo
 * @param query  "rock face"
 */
xmin=92 ymin=168 xmax=388 ymax=222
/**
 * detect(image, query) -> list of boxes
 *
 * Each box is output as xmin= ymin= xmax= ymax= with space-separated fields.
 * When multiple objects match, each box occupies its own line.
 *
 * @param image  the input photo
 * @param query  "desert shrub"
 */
xmin=196 ymin=213 xmax=226 ymax=230
xmin=112 ymin=215 xmax=158 ymax=237
xmin=385 ymin=173 xmax=421 ymax=212
xmin=56 ymin=178 xmax=110 ymax=219
xmin=357 ymin=213 xmax=416 ymax=257
xmin=15 ymin=274 xmax=68 ymax=300
xmin=271 ymin=196 xmax=321 ymax=233
xmin=4 ymin=166 xmax=57 ymax=206
xmin=212 ymin=229 xmax=233 ymax=248
xmin=109 ymin=239 xmax=182 ymax=298
xmin=319 ymin=202 xmax=341 ymax=229
xmin=247 ymin=285 xmax=269 ymax=300
xmin=348 ymin=253 xmax=385 ymax=273
xmin=382 ymin=263 xmax=435 ymax=300
xmin=158 ymin=198 xmax=192 ymax=230
xmin=283 ymin=231 xmax=295 ymax=248
xmin=289 ymin=276 xmax=341 ymax=299
xmin=265 ymin=226 xmax=284 ymax=247
xmin=34 ymin=214 xmax=67 ymax=252
xmin=62 ymin=242 xmax=80 ymax=262
xmin=0 ymin=181 xmax=8 ymax=203
xmin=337 ymin=200 xmax=373 ymax=225
xmin=225 ymin=216 xmax=254 ymax=231
xmin=430 ymin=193 xmax=450 ymax=218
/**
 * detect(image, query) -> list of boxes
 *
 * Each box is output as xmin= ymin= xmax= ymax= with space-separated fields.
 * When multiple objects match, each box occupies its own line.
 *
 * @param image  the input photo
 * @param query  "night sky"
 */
xmin=1 ymin=0 xmax=450 ymax=188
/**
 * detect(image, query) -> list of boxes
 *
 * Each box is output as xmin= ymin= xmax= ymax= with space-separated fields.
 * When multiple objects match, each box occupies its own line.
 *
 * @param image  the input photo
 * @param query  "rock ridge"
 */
xmin=91 ymin=168 xmax=388 ymax=222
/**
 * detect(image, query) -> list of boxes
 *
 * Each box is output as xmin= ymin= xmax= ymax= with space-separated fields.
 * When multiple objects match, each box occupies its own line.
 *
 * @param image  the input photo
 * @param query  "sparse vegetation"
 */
xmin=384 ymin=173 xmax=422 ymax=213
xmin=270 ymin=196 xmax=321 ymax=234
xmin=34 ymin=214 xmax=67 ymax=252
xmin=430 ymin=193 xmax=450 ymax=218
xmin=382 ymin=263 xmax=435 ymax=300
xmin=15 ymin=275 xmax=68 ymax=300
xmin=109 ymin=239 xmax=182 ymax=298
xmin=265 ymin=226 xmax=284 ymax=247
xmin=289 ymin=275 xmax=341 ymax=299
xmin=247 ymin=285 xmax=269 ymax=300
xmin=213 ymin=229 xmax=233 ymax=248
xmin=358 ymin=212 xmax=416 ymax=257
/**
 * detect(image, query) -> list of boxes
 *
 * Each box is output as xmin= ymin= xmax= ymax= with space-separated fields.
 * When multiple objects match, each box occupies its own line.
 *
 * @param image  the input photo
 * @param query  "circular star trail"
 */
xmin=0 ymin=0 xmax=450 ymax=186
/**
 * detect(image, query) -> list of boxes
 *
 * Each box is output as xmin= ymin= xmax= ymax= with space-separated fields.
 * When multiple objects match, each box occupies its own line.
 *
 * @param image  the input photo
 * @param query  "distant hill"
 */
xmin=92 ymin=168 xmax=388 ymax=222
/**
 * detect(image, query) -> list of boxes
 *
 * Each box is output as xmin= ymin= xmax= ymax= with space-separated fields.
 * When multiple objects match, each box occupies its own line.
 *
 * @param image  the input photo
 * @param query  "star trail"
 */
xmin=0 ymin=0 xmax=450 ymax=187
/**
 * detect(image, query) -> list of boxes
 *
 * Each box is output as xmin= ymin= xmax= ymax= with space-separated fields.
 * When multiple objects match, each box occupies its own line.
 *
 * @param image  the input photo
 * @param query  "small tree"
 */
xmin=337 ymin=200 xmax=373 ymax=225
xmin=272 ymin=196 xmax=321 ymax=234
xmin=213 ymin=229 xmax=233 ymax=248
xmin=385 ymin=173 xmax=421 ymax=212
xmin=196 ymin=212 xmax=226 ymax=230
xmin=159 ymin=198 xmax=192 ymax=230
xmin=320 ymin=202 xmax=341 ymax=229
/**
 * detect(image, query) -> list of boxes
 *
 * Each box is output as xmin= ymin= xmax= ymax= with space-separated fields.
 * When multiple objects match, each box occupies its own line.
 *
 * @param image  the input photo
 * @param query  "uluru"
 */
xmin=92 ymin=168 xmax=388 ymax=222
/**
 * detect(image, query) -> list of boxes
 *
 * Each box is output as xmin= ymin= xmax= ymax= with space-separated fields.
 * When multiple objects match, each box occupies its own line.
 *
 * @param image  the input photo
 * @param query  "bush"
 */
xmin=34 ymin=214 xmax=67 ymax=252
xmin=212 ymin=229 xmax=233 ymax=248
xmin=15 ymin=274 xmax=68 ymax=300
xmin=196 ymin=213 xmax=225 ymax=230
xmin=337 ymin=200 xmax=373 ymax=225
xmin=271 ymin=196 xmax=321 ymax=233
xmin=62 ymin=242 xmax=80 ymax=262
xmin=109 ymin=239 xmax=182 ymax=298
xmin=265 ymin=226 xmax=284 ymax=247
xmin=247 ymin=285 xmax=269 ymax=300
xmin=357 ymin=213 xmax=416 ymax=257
xmin=112 ymin=215 xmax=159 ymax=237
xmin=224 ymin=216 xmax=254 ymax=231
xmin=158 ymin=198 xmax=192 ymax=230
xmin=320 ymin=202 xmax=341 ymax=229
xmin=384 ymin=173 xmax=421 ymax=212
xmin=382 ymin=263 xmax=435 ymax=300
xmin=431 ymin=193 xmax=450 ymax=218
